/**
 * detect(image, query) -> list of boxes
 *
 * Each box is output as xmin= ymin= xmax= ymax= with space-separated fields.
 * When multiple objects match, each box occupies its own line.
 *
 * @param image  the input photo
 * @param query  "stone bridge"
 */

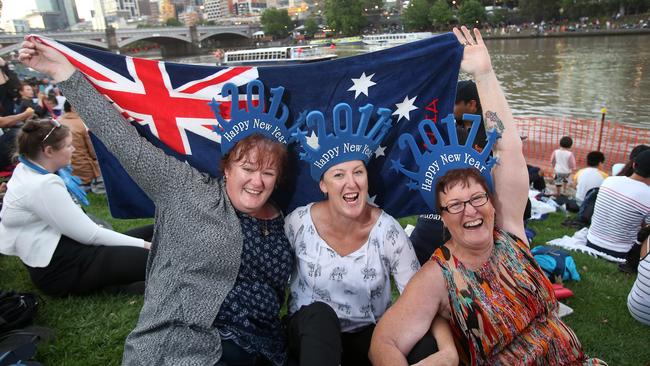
xmin=0 ymin=25 xmax=255 ymax=57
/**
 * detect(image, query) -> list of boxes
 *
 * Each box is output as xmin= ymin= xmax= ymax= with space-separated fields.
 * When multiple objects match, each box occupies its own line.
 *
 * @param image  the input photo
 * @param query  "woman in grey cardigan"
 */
xmin=20 ymin=38 xmax=294 ymax=366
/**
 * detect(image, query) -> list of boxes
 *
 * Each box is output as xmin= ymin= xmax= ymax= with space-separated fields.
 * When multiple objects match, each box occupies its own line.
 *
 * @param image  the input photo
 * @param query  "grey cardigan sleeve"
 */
xmin=59 ymin=71 xmax=213 ymax=203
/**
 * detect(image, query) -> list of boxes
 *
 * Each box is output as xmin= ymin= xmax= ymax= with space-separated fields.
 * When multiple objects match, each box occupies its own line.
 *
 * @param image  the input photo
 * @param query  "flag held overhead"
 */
xmin=38 ymin=34 xmax=463 ymax=218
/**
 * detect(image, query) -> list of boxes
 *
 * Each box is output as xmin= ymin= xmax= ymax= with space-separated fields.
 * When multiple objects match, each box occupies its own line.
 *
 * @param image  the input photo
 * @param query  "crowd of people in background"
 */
xmin=0 ymin=56 xmax=104 ymax=193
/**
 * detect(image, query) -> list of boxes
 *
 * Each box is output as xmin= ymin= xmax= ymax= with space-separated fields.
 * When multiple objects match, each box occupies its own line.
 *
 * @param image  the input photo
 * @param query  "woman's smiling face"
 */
xmin=439 ymin=177 xmax=495 ymax=251
xmin=320 ymin=160 xmax=368 ymax=219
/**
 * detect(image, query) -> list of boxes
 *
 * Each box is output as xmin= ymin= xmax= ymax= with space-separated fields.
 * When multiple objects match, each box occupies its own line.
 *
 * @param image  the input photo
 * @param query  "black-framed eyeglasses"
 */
xmin=441 ymin=192 xmax=489 ymax=214
xmin=42 ymin=119 xmax=61 ymax=144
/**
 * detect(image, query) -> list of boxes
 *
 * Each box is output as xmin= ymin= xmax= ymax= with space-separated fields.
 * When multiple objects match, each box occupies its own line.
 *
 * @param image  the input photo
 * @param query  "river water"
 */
xmin=486 ymin=35 xmax=649 ymax=128
xmin=173 ymin=34 xmax=650 ymax=128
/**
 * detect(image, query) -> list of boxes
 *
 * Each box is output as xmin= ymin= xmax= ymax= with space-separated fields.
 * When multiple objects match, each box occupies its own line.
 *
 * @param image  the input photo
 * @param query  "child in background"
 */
xmin=551 ymin=136 xmax=576 ymax=196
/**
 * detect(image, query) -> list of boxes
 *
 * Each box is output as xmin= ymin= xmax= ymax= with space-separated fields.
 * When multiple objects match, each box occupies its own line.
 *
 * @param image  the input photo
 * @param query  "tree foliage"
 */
xmin=261 ymin=8 xmax=292 ymax=39
xmin=488 ymin=8 xmax=508 ymax=25
xmin=559 ymin=0 xmax=649 ymax=19
xmin=429 ymin=0 xmax=454 ymax=30
xmin=164 ymin=17 xmax=182 ymax=26
xmin=458 ymin=0 xmax=487 ymax=26
xmin=324 ymin=0 xmax=366 ymax=36
xmin=304 ymin=17 xmax=319 ymax=37
xmin=363 ymin=0 xmax=384 ymax=12
xmin=519 ymin=0 xmax=561 ymax=22
xmin=403 ymin=0 xmax=435 ymax=31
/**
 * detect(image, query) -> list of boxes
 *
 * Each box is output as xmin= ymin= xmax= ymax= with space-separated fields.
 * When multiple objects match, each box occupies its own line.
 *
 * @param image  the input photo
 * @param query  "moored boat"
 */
xmin=362 ymin=32 xmax=434 ymax=46
xmin=309 ymin=36 xmax=363 ymax=46
xmin=223 ymin=46 xmax=337 ymax=66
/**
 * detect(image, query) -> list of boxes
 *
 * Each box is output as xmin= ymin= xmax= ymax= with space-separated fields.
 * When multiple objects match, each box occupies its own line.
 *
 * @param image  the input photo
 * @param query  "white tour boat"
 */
xmin=362 ymin=32 xmax=434 ymax=46
xmin=223 ymin=46 xmax=337 ymax=66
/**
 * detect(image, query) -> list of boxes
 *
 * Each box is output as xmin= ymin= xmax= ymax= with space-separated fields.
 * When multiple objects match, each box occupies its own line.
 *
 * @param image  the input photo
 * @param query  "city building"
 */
xmin=203 ymin=0 xmax=230 ymax=21
xmin=101 ymin=0 xmax=141 ymax=19
xmin=138 ymin=0 xmax=153 ymax=15
xmin=179 ymin=5 xmax=201 ymax=25
xmin=3 ymin=19 xmax=30 ymax=33
xmin=233 ymin=0 xmax=267 ymax=16
xmin=0 ymin=0 xmax=78 ymax=32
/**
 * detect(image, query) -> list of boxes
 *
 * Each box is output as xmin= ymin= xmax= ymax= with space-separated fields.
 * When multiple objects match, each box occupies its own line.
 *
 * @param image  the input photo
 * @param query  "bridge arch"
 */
xmin=118 ymin=35 xmax=192 ymax=48
xmin=198 ymin=31 xmax=250 ymax=43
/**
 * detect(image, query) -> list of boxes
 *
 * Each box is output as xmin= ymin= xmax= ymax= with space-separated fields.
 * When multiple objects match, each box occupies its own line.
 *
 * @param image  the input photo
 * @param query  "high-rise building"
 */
xmin=233 ymin=0 xmax=266 ymax=15
xmin=90 ymin=0 xmax=106 ymax=29
xmin=203 ymin=0 xmax=229 ymax=21
xmin=101 ymin=0 xmax=140 ymax=19
xmin=138 ymin=0 xmax=152 ymax=15
xmin=179 ymin=5 xmax=200 ymax=25
xmin=149 ymin=1 xmax=161 ymax=20
xmin=0 ymin=0 xmax=78 ymax=31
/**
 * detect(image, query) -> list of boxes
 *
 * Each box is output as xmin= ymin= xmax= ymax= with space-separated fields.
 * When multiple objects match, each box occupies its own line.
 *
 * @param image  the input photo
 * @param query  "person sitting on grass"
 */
xmin=614 ymin=144 xmax=649 ymax=177
xmin=628 ymin=224 xmax=650 ymax=326
xmin=587 ymin=149 xmax=650 ymax=273
xmin=15 ymin=82 xmax=47 ymax=118
xmin=0 ymin=120 xmax=150 ymax=296
xmin=58 ymin=101 xmax=103 ymax=191
xmin=573 ymin=151 xmax=608 ymax=205
xmin=284 ymin=102 xmax=454 ymax=365
xmin=369 ymin=26 xmax=606 ymax=366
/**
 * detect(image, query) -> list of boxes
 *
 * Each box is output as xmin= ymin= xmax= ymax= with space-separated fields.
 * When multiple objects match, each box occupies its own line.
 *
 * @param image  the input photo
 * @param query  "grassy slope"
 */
xmin=1 ymin=194 xmax=648 ymax=365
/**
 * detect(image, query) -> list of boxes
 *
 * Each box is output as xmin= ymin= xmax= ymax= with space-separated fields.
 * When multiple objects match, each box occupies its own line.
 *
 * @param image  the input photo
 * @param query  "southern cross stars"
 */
xmin=348 ymin=72 xmax=376 ymax=99
xmin=392 ymin=95 xmax=418 ymax=122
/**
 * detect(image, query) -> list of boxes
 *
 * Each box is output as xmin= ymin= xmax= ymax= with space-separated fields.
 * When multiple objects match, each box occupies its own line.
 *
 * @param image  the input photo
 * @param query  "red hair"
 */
xmin=220 ymin=133 xmax=288 ymax=181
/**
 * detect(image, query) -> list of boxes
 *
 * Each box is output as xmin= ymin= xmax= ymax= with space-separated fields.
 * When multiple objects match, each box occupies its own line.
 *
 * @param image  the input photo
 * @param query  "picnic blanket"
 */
xmin=548 ymin=228 xmax=625 ymax=263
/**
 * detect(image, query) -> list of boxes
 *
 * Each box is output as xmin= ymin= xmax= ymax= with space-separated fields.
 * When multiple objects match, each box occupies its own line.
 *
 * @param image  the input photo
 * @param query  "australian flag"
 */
xmin=36 ymin=34 xmax=462 ymax=219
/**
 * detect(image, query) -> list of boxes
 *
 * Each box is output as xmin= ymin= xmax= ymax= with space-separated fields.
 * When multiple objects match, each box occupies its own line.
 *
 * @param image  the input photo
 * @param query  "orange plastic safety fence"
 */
xmin=514 ymin=117 xmax=650 ymax=177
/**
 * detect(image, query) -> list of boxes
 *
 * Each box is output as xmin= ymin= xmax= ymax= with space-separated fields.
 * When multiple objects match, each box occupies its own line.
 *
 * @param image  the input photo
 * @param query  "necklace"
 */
xmin=260 ymin=219 xmax=270 ymax=237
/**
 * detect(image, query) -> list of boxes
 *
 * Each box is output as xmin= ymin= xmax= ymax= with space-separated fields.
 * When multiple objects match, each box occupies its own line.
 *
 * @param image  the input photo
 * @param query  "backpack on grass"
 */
xmin=531 ymin=246 xmax=581 ymax=283
xmin=0 ymin=292 xmax=39 ymax=336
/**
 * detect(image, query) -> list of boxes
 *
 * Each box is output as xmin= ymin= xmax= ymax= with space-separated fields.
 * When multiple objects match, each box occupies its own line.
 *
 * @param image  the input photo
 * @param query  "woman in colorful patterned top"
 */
xmin=370 ymin=27 xmax=606 ymax=366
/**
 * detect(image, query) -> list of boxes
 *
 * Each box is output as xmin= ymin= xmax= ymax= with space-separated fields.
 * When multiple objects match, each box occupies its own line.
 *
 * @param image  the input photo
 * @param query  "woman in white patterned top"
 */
xmin=284 ymin=158 xmax=456 ymax=365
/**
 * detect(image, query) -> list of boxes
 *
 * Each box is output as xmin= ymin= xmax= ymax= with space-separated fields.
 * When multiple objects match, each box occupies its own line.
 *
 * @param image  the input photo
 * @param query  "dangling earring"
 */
xmin=223 ymin=175 xmax=228 ymax=183
xmin=441 ymin=220 xmax=449 ymax=243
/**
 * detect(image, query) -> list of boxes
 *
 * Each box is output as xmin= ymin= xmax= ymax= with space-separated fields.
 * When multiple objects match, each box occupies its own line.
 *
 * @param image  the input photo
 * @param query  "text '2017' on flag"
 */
xmin=36 ymin=34 xmax=462 ymax=219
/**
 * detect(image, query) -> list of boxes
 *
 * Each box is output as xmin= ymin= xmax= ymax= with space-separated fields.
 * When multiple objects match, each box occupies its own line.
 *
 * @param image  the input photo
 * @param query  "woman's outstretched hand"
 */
xmin=18 ymin=36 xmax=75 ymax=82
xmin=452 ymin=26 xmax=494 ymax=78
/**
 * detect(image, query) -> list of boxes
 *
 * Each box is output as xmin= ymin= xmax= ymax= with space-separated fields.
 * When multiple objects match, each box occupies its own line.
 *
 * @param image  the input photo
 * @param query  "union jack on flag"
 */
xmin=35 ymin=34 xmax=463 ymax=219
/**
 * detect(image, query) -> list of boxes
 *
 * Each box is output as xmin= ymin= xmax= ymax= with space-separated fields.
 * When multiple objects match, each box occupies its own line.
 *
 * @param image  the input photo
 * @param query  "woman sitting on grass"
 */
xmin=19 ymin=38 xmax=298 ymax=365
xmin=370 ymin=26 xmax=606 ymax=365
xmin=284 ymin=104 xmax=456 ymax=365
xmin=0 ymin=120 xmax=150 ymax=296
xmin=628 ymin=223 xmax=650 ymax=326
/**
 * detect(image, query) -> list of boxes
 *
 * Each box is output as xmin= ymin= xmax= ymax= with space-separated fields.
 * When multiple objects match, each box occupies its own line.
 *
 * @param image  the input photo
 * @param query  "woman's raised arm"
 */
xmin=18 ymin=37 xmax=210 ymax=204
xmin=453 ymin=27 xmax=528 ymax=242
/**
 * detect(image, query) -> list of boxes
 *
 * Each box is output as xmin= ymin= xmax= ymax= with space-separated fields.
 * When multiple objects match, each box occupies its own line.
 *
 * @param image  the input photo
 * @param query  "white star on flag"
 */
xmin=368 ymin=194 xmax=378 ymax=206
xmin=374 ymin=145 xmax=386 ymax=158
xmin=306 ymin=131 xmax=320 ymax=149
xmin=392 ymin=95 xmax=418 ymax=122
xmin=348 ymin=72 xmax=376 ymax=99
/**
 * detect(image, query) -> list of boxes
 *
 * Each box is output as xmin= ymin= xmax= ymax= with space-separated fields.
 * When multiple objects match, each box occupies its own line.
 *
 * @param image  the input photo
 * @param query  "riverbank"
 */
xmin=483 ymin=27 xmax=650 ymax=40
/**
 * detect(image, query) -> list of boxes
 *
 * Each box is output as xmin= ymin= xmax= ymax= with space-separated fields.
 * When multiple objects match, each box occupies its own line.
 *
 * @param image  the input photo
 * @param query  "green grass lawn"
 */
xmin=1 ymin=194 xmax=649 ymax=365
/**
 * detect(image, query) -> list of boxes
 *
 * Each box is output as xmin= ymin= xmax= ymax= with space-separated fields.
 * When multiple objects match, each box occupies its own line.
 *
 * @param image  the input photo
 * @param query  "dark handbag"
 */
xmin=0 ymin=292 xmax=39 ymax=336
